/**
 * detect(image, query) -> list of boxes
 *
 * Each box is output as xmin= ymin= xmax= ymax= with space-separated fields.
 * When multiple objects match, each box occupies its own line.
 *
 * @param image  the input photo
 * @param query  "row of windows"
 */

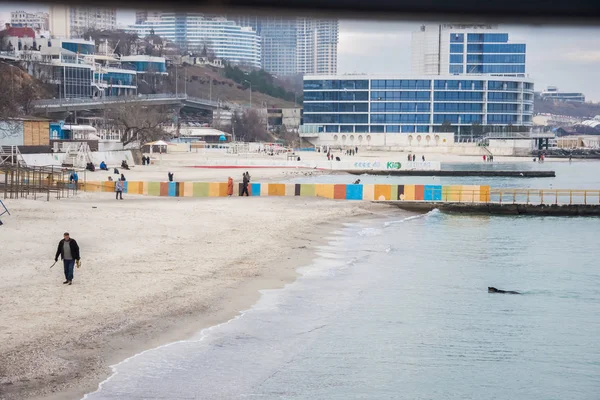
xmin=370 ymin=125 xmax=430 ymax=133
xmin=466 ymin=33 xmax=509 ymax=43
xmin=487 ymin=104 xmax=519 ymax=112
xmin=467 ymin=65 xmax=526 ymax=74
xmin=433 ymin=114 xmax=483 ymax=124
xmin=304 ymin=80 xmax=531 ymax=93
xmin=450 ymin=65 xmax=464 ymax=74
xmin=304 ymin=103 xmax=369 ymax=113
xmin=304 ymin=80 xmax=369 ymax=90
xmin=371 ymin=80 xmax=431 ymax=89
xmin=488 ymin=92 xmax=519 ymax=101
xmin=488 ymin=81 xmax=520 ymax=90
xmin=434 ymin=103 xmax=483 ymax=112
xmin=304 ymin=91 xmax=369 ymax=101
xmin=371 ymin=91 xmax=430 ymax=101
xmin=434 ymin=80 xmax=486 ymax=90
xmin=466 ymin=44 xmax=526 ymax=53
xmin=304 ymin=114 xmax=369 ymax=124
xmin=488 ymin=115 xmax=519 ymax=123
xmin=371 ymin=114 xmax=431 ymax=123
xmin=305 ymin=103 xmax=531 ymax=115
xmin=316 ymin=125 xmax=430 ymax=133
xmin=371 ymin=103 xmax=430 ymax=112
xmin=466 ymin=54 xmax=526 ymax=64
xmin=434 ymin=91 xmax=484 ymax=101
xmin=450 ymin=33 xmax=510 ymax=43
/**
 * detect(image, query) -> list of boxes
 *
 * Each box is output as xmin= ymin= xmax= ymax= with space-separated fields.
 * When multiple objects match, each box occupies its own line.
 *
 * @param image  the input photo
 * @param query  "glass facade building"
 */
xmin=129 ymin=13 xmax=261 ymax=68
xmin=450 ymin=33 xmax=526 ymax=76
xmin=301 ymin=75 xmax=534 ymax=135
xmin=412 ymin=24 xmax=527 ymax=77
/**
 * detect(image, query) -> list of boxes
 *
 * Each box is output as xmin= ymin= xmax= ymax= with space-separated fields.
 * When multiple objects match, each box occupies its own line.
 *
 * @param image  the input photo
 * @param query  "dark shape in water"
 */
xmin=488 ymin=286 xmax=520 ymax=294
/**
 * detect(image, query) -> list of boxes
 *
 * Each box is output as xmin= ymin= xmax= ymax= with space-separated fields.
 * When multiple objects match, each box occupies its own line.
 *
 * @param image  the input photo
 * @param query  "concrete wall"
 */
xmin=189 ymin=159 xmax=441 ymax=171
xmin=306 ymin=132 xmax=455 ymax=149
xmin=488 ymin=139 xmax=535 ymax=156
xmin=82 ymin=180 xmax=490 ymax=202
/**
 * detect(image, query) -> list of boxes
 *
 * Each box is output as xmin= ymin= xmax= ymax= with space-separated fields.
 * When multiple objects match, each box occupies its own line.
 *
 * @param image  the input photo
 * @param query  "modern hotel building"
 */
xmin=300 ymin=75 xmax=534 ymax=147
xmin=300 ymin=24 xmax=533 ymax=147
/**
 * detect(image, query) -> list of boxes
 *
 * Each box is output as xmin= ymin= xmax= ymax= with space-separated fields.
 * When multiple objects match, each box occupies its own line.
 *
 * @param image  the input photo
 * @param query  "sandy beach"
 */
xmin=0 ymin=189 xmax=392 ymax=400
xmin=79 ymin=149 xmax=569 ymax=185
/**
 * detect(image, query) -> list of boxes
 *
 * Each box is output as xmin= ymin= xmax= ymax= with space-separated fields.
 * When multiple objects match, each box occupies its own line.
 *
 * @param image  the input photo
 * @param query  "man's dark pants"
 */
xmin=63 ymin=259 xmax=75 ymax=281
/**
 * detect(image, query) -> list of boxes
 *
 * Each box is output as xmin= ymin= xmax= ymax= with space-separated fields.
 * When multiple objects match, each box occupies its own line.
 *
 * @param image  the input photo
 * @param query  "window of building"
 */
xmin=386 ymin=125 xmax=401 ymax=133
xmin=449 ymin=33 xmax=464 ymax=43
xmin=370 ymin=125 xmax=385 ymax=133
xmin=449 ymin=65 xmax=463 ymax=74
xmin=449 ymin=54 xmax=463 ymax=64
xmin=450 ymin=43 xmax=464 ymax=53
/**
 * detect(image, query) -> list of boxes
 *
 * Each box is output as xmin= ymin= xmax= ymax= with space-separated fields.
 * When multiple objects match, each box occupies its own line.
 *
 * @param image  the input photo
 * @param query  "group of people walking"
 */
xmin=483 ymin=154 xmax=494 ymax=162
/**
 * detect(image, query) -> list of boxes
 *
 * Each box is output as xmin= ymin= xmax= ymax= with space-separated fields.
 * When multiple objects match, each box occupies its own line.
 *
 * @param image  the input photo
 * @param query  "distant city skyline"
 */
xmin=1 ymin=4 xmax=599 ymax=102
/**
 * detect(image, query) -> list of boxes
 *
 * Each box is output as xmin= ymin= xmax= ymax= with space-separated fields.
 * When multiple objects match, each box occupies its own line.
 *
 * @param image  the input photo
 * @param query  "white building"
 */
xmin=10 ymin=11 xmax=49 ymax=30
xmin=49 ymin=5 xmax=117 ymax=38
xmin=129 ymin=13 xmax=261 ymax=68
xmin=411 ymin=24 xmax=526 ymax=77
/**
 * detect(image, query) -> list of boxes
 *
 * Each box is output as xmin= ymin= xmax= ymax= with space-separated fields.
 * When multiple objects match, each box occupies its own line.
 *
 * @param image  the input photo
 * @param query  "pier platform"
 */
xmin=381 ymin=201 xmax=600 ymax=216
xmin=347 ymin=170 xmax=555 ymax=177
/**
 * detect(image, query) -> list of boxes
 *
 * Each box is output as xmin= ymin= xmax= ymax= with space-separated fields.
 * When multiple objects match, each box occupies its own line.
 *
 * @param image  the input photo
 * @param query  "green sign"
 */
xmin=386 ymin=162 xmax=402 ymax=170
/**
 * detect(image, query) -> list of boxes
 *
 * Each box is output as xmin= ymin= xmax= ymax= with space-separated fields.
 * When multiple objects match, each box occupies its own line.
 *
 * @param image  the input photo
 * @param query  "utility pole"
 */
xmin=209 ymin=75 xmax=212 ymax=101
xmin=175 ymin=65 xmax=178 ymax=95
xmin=184 ymin=68 xmax=187 ymax=95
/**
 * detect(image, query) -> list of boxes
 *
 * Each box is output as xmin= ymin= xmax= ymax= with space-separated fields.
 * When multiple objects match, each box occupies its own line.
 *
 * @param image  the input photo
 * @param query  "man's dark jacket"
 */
xmin=55 ymin=239 xmax=80 ymax=261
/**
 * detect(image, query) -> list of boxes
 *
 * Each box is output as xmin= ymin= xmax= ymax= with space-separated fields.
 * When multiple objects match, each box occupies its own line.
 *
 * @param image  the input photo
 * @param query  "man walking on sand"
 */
xmin=55 ymin=232 xmax=80 ymax=285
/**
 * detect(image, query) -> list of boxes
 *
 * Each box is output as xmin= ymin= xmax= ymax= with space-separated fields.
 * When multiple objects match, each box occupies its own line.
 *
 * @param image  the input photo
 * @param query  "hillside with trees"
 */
xmin=534 ymin=96 xmax=600 ymax=119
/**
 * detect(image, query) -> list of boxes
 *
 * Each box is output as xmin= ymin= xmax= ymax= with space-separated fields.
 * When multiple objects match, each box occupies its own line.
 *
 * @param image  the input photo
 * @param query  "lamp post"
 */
xmin=244 ymin=79 xmax=252 ymax=108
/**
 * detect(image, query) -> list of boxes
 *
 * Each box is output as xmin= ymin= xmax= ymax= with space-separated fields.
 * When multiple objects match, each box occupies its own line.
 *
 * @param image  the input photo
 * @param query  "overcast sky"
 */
xmin=2 ymin=5 xmax=599 ymax=102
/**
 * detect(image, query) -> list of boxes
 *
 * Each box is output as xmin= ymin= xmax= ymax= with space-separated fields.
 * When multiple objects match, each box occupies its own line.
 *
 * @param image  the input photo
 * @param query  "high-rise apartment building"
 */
xmin=135 ymin=11 xmax=162 ymax=24
xmin=129 ymin=13 xmax=261 ymax=68
xmin=230 ymin=16 xmax=338 ymax=76
xmin=259 ymin=17 xmax=298 ymax=76
xmin=49 ymin=5 xmax=117 ymax=38
xmin=10 ymin=11 xmax=49 ymax=30
xmin=411 ymin=24 xmax=526 ymax=77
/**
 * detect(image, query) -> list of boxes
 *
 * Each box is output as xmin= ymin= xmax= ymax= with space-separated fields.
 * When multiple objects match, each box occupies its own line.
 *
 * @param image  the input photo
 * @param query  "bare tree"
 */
xmin=105 ymin=102 xmax=172 ymax=147
xmin=228 ymin=109 xmax=271 ymax=142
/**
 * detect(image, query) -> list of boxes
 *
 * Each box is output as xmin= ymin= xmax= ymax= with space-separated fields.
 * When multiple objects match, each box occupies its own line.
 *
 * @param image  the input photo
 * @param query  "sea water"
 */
xmin=84 ymin=209 xmax=600 ymax=399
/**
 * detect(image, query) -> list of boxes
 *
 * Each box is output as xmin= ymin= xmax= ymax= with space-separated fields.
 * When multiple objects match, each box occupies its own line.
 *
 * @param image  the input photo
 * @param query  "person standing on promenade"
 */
xmin=241 ymin=173 xmax=249 ymax=196
xmin=115 ymin=179 xmax=124 ymax=200
xmin=54 ymin=232 xmax=80 ymax=285
xmin=227 ymin=177 xmax=234 ymax=197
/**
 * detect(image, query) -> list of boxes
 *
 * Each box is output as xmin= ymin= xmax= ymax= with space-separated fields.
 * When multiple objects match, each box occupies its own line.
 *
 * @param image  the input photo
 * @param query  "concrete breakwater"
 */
xmin=347 ymin=170 xmax=556 ymax=177
xmin=382 ymin=201 xmax=600 ymax=216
